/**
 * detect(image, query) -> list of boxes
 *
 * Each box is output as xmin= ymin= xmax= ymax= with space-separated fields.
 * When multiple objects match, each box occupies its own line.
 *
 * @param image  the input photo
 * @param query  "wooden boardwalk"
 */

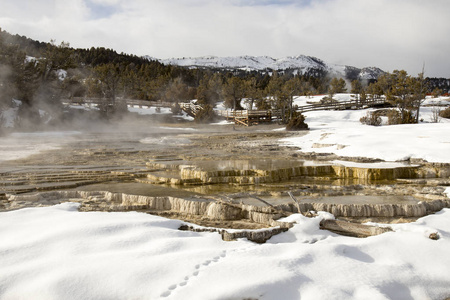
xmin=216 ymin=98 xmax=388 ymax=126
xmin=216 ymin=110 xmax=280 ymax=126
xmin=64 ymin=97 xmax=173 ymax=108
xmin=63 ymin=97 xmax=389 ymax=126
xmin=65 ymin=98 xmax=203 ymax=118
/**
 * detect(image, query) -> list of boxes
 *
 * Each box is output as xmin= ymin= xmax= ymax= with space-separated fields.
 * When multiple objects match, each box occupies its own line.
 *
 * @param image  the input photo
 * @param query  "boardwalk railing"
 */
xmin=63 ymin=97 xmax=389 ymax=126
xmin=297 ymin=98 xmax=387 ymax=113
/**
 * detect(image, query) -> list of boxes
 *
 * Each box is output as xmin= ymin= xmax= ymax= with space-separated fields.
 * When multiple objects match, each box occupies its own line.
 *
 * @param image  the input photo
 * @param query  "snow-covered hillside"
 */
xmin=151 ymin=55 xmax=384 ymax=80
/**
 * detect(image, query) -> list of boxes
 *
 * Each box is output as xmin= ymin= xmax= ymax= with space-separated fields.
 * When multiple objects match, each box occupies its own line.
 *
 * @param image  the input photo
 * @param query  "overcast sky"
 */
xmin=1 ymin=0 xmax=449 ymax=77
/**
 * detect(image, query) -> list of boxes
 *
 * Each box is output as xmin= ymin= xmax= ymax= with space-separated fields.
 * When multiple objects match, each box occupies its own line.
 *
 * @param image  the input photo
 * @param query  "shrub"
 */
xmin=286 ymin=112 xmax=309 ymax=131
xmin=386 ymin=109 xmax=415 ymax=125
xmin=194 ymin=104 xmax=217 ymax=124
xmin=360 ymin=111 xmax=382 ymax=126
xmin=439 ymin=107 xmax=450 ymax=119
xmin=386 ymin=109 xmax=400 ymax=125
xmin=401 ymin=110 xmax=416 ymax=124
xmin=171 ymin=102 xmax=182 ymax=115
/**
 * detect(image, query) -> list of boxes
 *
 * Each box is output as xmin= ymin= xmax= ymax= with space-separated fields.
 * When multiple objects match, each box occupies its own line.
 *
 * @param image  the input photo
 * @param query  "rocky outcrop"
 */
xmin=5 ymin=191 xmax=286 ymax=228
xmin=145 ymin=160 xmax=450 ymax=186
xmin=220 ymin=227 xmax=290 ymax=243
xmin=276 ymin=199 xmax=450 ymax=218
xmin=5 ymin=189 xmax=449 ymax=243
xmin=331 ymin=165 xmax=418 ymax=181
xmin=320 ymin=219 xmax=392 ymax=237
xmin=178 ymin=224 xmax=291 ymax=243
xmin=6 ymin=189 xmax=450 ymax=220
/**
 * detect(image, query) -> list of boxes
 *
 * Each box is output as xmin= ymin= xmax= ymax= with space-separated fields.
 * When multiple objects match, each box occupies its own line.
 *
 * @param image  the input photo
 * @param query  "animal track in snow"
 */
xmin=160 ymin=250 xmax=228 ymax=298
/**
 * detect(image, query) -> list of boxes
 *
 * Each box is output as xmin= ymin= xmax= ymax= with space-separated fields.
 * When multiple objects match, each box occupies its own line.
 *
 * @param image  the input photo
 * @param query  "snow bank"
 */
xmin=127 ymin=106 xmax=194 ymax=121
xmin=0 ymin=203 xmax=449 ymax=300
xmin=422 ymin=96 xmax=450 ymax=106
xmin=293 ymin=94 xmax=357 ymax=105
xmin=128 ymin=106 xmax=172 ymax=115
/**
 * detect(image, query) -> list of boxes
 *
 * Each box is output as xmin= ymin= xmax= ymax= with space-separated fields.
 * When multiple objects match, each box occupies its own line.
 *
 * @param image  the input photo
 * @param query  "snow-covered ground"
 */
xmin=128 ymin=105 xmax=172 ymax=115
xmin=0 ymin=203 xmax=449 ymax=300
xmin=127 ymin=105 xmax=195 ymax=121
xmin=283 ymin=95 xmax=450 ymax=163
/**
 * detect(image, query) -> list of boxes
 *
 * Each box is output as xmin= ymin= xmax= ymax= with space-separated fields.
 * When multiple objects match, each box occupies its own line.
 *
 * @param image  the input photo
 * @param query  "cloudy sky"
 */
xmin=1 ymin=0 xmax=449 ymax=77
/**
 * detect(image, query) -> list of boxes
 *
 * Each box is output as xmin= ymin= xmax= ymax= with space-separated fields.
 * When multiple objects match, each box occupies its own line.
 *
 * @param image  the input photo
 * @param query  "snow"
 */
xmin=67 ymin=104 xmax=100 ymax=110
xmin=283 ymin=95 xmax=450 ymax=163
xmin=127 ymin=106 xmax=194 ymax=121
xmin=0 ymin=203 xmax=449 ymax=300
xmin=293 ymin=93 xmax=361 ymax=105
xmin=211 ymin=120 xmax=233 ymax=125
xmin=422 ymin=96 xmax=450 ymax=106
xmin=128 ymin=105 xmax=172 ymax=115
xmin=331 ymin=160 xmax=417 ymax=169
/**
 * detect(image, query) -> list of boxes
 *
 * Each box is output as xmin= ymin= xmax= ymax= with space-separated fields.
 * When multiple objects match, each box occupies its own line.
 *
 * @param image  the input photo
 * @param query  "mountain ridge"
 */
xmin=149 ymin=54 xmax=385 ymax=80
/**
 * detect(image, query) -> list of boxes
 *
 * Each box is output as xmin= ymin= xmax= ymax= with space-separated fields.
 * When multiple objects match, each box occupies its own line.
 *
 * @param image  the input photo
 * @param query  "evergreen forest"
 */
xmin=1 ymin=29 xmax=449 ymax=129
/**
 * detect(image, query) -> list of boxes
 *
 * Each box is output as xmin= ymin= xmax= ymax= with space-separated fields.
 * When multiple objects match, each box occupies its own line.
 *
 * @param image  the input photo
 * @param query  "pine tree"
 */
xmin=163 ymin=77 xmax=189 ymax=103
xmin=223 ymin=76 xmax=245 ymax=110
xmin=328 ymin=77 xmax=346 ymax=100
xmin=243 ymin=77 xmax=263 ymax=110
xmin=92 ymin=63 xmax=122 ymax=115
xmin=283 ymin=77 xmax=302 ymax=120
xmin=350 ymin=79 xmax=363 ymax=105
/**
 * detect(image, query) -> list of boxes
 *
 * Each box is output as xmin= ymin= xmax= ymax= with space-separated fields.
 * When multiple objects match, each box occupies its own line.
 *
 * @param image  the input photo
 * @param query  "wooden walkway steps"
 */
xmin=179 ymin=103 xmax=203 ymax=117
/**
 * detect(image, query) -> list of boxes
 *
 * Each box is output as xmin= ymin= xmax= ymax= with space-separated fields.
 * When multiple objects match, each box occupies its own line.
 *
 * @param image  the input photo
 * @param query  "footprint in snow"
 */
xmin=160 ymin=250 xmax=228 ymax=298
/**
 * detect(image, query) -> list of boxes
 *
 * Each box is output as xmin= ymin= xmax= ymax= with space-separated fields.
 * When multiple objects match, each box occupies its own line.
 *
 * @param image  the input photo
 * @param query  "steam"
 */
xmin=0 ymin=64 xmax=13 ymax=108
xmin=0 ymin=131 xmax=81 ymax=162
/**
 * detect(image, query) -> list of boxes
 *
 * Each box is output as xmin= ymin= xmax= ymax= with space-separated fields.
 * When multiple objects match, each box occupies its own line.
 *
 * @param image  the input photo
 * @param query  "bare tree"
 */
xmin=431 ymin=106 xmax=441 ymax=123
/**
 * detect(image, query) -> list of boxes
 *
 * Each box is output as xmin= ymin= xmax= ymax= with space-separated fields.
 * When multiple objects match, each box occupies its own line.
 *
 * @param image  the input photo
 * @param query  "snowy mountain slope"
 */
xmin=150 ymin=55 xmax=385 ymax=80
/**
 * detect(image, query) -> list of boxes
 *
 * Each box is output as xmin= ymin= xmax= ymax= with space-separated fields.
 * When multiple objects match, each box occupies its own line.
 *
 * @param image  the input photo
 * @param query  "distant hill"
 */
xmin=2 ymin=29 xmax=447 ymax=94
xmin=151 ymin=55 xmax=386 ymax=81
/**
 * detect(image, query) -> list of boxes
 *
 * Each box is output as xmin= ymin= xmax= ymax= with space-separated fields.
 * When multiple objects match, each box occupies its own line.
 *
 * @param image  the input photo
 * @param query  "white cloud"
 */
xmin=0 ymin=0 xmax=449 ymax=77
